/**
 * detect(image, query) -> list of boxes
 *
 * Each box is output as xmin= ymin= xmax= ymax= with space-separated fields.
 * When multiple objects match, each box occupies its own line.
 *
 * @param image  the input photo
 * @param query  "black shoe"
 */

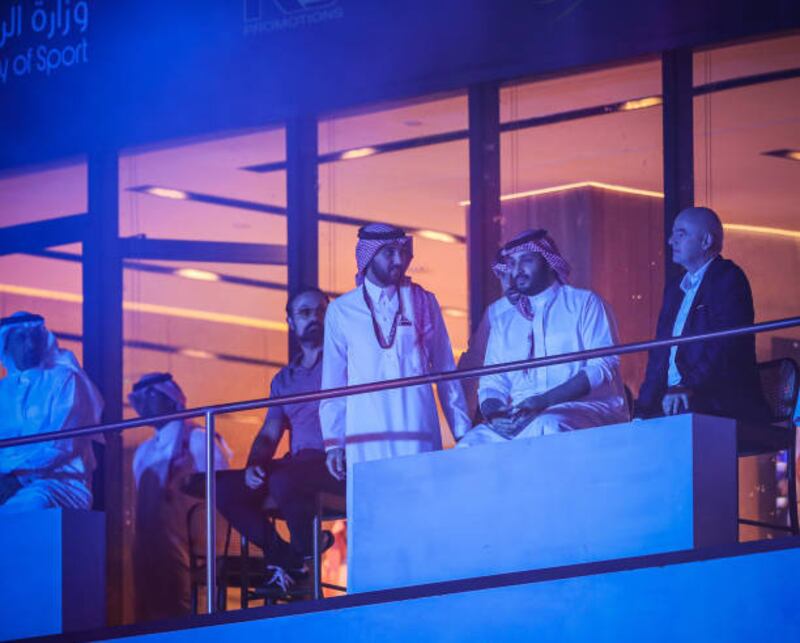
xmin=307 ymin=529 xmax=335 ymax=560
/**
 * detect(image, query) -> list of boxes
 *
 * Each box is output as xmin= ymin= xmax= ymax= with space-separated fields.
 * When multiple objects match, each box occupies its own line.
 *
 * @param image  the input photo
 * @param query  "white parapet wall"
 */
xmin=348 ymin=413 xmax=738 ymax=592
xmin=0 ymin=509 xmax=106 ymax=641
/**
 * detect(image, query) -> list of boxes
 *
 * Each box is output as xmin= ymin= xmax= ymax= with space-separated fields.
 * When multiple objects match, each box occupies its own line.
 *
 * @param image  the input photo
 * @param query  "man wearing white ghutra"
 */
xmin=458 ymin=229 xmax=628 ymax=447
xmin=320 ymin=223 xmax=471 ymax=478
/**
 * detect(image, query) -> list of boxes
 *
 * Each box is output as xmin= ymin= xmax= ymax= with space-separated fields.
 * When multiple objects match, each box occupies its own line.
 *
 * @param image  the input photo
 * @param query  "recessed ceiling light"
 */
xmin=763 ymin=149 xmax=800 ymax=162
xmin=339 ymin=147 xmax=377 ymax=160
xmin=179 ymin=348 xmax=216 ymax=360
xmin=619 ymin=96 xmax=663 ymax=111
xmin=145 ymin=187 xmax=189 ymax=200
xmin=442 ymin=307 xmax=468 ymax=318
xmin=415 ymin=229 xmax=460 ymax=244
xmin=174 ymin=268 xmax=221 ymax=282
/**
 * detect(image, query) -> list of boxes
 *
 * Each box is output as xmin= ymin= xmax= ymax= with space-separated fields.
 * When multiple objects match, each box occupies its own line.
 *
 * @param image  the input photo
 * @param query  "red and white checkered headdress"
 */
xmin=355 ymin=223 xmax=413 ymax=286
xmin=498 ymin=229 xmax=571 ymax=284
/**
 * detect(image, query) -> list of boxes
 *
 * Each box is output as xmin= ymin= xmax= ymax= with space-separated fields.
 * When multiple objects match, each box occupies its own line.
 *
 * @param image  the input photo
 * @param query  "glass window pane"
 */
xmin=694 ymin=37 xmax=800 ymax=539
xmin=120 ymin=127 xmax=286 ymax=243
xmin=0 ymin=243 xmax=83 ymax=376
xmin=318 ymin=94 xmax=470 ymax=357
xmin=500 ymin=61 xmax=663 ymax=390
xmin=121 ymin=260 xmax=288 ymax=619
xmin=501 ymin=59 xmax=662 ymax=123
xmin=694 ymin=77 xmax=800 ymax=350
xmin=0 ymin=161 xmax=86 ymax=226
xmin=694 ymin=34 xmax=800 ymax=87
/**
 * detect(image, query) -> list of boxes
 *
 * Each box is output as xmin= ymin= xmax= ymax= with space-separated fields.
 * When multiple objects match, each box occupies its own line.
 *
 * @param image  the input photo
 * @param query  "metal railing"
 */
xmin=1 ymin=315 xmax=799 ymax=612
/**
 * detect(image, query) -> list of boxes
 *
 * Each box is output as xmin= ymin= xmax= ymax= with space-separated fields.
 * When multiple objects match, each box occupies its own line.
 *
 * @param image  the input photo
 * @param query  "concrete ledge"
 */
xmin=349 ymin=414 xmax=737 ymax=592
xmin=63 ymin=537 xmax=800 ymax=643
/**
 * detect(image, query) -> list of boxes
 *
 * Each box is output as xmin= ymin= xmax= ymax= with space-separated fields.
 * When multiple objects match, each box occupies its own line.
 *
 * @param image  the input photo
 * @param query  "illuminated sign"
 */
xmin=0 ymin=0 xmax=90 ymax=86
xmin=243 ymin=0 xmax=343 ymax=35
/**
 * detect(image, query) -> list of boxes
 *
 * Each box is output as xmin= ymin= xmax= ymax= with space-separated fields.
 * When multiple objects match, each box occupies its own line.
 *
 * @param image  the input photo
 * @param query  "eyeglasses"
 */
xmin=291 ymin=306 xmax=326 ymax=319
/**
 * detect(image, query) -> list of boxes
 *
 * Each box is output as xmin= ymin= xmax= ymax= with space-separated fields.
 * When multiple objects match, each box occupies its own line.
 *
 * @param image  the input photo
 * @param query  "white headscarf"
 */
xmin=0 ymin=311 xmax=105 ymax=435
xmin=128 ymin=372 xmax=187 ymax=411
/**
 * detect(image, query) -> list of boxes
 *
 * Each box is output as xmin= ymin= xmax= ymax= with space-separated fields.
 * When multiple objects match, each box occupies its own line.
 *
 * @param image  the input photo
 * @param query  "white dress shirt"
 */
xmin=667 ymin=257 xmax=716 ymax=387
xmin=320 ymin=280 xmax=471 ymax=465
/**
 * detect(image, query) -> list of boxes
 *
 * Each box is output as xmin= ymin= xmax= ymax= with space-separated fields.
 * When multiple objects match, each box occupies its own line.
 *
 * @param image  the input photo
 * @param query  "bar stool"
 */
xmin=312 ymin=491 xmax=347 ymax=599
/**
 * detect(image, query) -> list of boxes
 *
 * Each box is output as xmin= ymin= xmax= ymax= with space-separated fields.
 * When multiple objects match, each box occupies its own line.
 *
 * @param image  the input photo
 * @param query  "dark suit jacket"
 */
xmin=636 ymin=256 xmax=769 ymax=421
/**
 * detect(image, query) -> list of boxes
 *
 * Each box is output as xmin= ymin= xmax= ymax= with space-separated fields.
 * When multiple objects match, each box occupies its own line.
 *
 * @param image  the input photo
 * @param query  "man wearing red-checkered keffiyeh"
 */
xmin=458 ymin=229 xmax=629 ymax=447
xmin=320 ymin=223 xmax=471 ymax=476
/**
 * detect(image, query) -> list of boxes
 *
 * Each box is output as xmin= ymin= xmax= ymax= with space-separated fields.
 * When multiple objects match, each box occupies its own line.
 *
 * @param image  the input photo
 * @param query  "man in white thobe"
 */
xmin=459 ymin=230 xmax=628 ymax=447
xmin=0 ymin=312 xmax=104 ymax=513
xmin=320 ymin=223 xmax=471 ymax=478
xmin=130 ymin=372 xmax=230 ymax=621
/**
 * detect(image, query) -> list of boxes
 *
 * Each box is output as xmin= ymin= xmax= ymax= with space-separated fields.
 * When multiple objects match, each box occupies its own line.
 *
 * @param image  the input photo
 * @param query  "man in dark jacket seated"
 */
xmin=636 ymin=206 xmax=769 ymax=422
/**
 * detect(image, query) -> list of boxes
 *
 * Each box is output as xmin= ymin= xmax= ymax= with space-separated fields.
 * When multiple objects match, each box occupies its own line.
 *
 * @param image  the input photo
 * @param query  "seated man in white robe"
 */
xmin=0 ymin=311 xmax=104 ymax=513
xmin=320 ymin=223 xmax=471 ymax=479
xmin=129 ymin=372 xmax=230 ymax=621
xmin=459 ymin=230 xmax=628 ymax=447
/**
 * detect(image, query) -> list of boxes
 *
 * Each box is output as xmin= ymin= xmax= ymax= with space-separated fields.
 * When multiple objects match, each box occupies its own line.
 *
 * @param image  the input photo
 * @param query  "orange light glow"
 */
xmin=0 ymin=284 xmax=289 ymax=332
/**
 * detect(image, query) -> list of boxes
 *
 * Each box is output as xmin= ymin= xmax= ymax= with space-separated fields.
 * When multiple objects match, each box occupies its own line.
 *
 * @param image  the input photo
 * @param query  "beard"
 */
xmin=514 ymin=272 xmax=552 ymax=296
xmin=370 ymin=262 xmax=405 ymax=287
xmin=299 ymin=323 xmax=323 ymax=345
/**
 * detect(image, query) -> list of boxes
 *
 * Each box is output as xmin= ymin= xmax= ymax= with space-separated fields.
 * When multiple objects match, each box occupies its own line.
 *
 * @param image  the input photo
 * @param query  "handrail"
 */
xmin=1 ymin=313 xmax=799 ymax=614
xmin=2 ymin=315 xmax=798 ymax=450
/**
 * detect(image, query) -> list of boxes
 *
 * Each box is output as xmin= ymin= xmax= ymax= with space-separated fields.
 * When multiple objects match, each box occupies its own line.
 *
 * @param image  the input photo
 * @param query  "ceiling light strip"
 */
xmin=723 ymin=223 xmax=800 ymax=241
xmin=131 ymin=184 xmax=466 ymax=244
xmin=458 ymin=181 xmax=665 ymax=206
xmin=0 ymin=284 xmax=288 ymax=332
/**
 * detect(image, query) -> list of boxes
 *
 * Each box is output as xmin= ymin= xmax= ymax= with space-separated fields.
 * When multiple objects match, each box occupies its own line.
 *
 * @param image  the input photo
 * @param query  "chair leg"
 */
xmin=191 ymin=581 xmax=198 ymax=615
xmin=313 ymin=506 xmax=322 ymax=600
xmin=788 ymin=445 xmax=799 ymax=536
xmin=241 ymin=535 xmax=249 ymax=609
xmin=217 ymin=575 xmax=227 ymax=612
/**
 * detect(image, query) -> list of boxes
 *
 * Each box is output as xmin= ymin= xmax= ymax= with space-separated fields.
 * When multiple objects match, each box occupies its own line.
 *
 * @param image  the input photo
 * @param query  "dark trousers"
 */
xmin=215 ymin=450 xmax=344 ymax=568
xmin=269 ymin=450 xmax=345 ymax=557
xmin=215 ymin=468 xmax=299 ymax=568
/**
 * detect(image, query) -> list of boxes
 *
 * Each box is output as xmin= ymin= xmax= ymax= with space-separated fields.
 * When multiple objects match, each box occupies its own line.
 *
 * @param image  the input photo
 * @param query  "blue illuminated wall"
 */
xmin=119 ymin=543 xmax=800 ymax=643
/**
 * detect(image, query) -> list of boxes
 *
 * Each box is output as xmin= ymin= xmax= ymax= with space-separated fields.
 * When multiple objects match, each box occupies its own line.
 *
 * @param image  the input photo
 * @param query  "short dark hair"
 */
xmin=285 ymin=286 xmax=330 ymax=315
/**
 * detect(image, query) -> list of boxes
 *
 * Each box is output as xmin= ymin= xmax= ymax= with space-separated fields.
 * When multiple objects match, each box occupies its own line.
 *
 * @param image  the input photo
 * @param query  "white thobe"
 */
xmin=460 ymin=283 xmax=627 ymax=446
xmin=320 ymin=280 xmax=471 ymax=465
xmin=132 ymin=420 xmax=230 ymax=490
xmin=0 ymin=364 xmax=102 ymax=512
xmin=132 ymin=420 xmax=229 ymax=620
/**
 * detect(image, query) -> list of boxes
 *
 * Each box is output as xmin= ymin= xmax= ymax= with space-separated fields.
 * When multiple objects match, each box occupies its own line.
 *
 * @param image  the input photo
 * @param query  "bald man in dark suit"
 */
xmin=636 ymin=207 xmax=769 ymax=422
